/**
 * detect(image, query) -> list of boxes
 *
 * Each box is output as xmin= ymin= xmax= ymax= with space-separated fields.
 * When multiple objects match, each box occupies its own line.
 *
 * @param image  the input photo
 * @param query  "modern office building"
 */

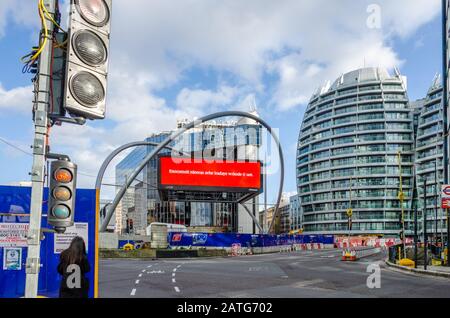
xmin=289 ymin=194 xmax=302 ymax=233
xmin=115 ymin=112 xmax=262 ymax=234
xmin=297 ymin=67 xmax=415 ymax=235
xmin=259 ymin=194 xmax=290 ymax=234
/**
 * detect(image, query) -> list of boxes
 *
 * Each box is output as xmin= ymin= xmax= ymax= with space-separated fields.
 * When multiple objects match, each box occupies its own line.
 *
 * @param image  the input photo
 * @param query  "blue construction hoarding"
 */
xmin=0 ymin=186 xmax=97 ymax=298
xmin=168 ymin=232 xmax=334 ymax=248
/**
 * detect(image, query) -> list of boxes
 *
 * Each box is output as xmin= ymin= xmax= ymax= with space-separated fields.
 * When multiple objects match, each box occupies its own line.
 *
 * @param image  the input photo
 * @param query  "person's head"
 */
xmin=62 ymin=236 xmax=86 ymax=265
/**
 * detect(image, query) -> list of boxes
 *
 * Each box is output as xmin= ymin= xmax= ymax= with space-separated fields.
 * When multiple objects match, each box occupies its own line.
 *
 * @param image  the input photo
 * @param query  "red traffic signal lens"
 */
xmin=54 ymin=168 xmax=73 ymax=183
xmin=52 ymin=204 xmax=71 ymax=219
xmin=53 ymin=186 xmax=72 ymax=201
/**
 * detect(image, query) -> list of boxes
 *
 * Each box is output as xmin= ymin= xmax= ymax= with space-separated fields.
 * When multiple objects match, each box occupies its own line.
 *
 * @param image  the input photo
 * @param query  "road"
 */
xmin=99 ymin=248 xmax=450 ymax=298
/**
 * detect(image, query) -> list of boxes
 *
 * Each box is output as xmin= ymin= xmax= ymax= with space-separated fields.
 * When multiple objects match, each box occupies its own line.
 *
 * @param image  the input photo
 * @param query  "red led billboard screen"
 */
xmin=158 ymin=157 xmax=262 ymax=192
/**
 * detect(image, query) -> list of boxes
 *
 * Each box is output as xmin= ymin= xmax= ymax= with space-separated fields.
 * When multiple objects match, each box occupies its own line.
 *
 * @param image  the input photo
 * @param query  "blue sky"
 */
xmin=0 ymin=0 xmax=443 ymax=206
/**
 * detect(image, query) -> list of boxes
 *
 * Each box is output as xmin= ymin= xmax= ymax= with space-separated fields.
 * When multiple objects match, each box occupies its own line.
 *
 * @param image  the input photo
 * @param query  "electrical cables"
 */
xmin=21 ymin=0 xmax=67 ymax=70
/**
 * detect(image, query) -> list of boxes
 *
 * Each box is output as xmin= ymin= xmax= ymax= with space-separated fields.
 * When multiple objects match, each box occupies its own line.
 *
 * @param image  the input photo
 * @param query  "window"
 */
xmin=386 ymin=112 xmax=410 ymax=120
xmin=311 ymin=140 xmax=331 ymax=151
xmin=335 ymin=115 xmax=357 ymax=125
xmin=359 ymin=103 xmax=383 ymax=111
xmin=334 ymin=125 xmax=356 ymax=135
xmin=359 ymin=133 xmax=385 ymax=142
xmin=335 ymin=106 xmax=356 ymax=115
xmin=333 ymin=136 xmax=355 ymax=145
xmin=333 ymin=146 xmax=355 ymax=156
xmin=386 ymin=133 xmax=412 ymax=141
xmin=359 ymin=113 xmax=384 ymax=121
xmin=359 ymin=123 xmax=385 ymax=131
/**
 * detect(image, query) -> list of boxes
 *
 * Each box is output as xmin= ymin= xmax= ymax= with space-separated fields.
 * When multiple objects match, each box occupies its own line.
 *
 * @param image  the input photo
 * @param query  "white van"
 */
xmin=145 ymin=222 xmax=188 ymax=237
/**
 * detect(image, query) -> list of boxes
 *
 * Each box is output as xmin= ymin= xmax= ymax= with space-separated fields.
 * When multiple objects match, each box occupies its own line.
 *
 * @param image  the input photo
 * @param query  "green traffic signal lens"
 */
xmin=52 ymin=204 xmax=71 ymax=219
xmin=53 ymin=186 xmax=72 ymax=201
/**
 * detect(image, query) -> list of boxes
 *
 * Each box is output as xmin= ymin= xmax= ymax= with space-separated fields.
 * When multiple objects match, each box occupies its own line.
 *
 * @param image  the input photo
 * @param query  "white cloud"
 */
xmin=176 ymin=85 xmax=238 ymax=115
xmin=0 ymin=0 xmax=39 ymax=38
xmin=0 ymin=83 xmax=33 ymax=114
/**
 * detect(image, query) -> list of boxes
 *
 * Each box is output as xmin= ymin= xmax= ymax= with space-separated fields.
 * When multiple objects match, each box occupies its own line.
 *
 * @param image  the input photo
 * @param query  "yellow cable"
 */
xmin=29 ymin=0 xmax=48 ymax=62
xmin=41 ymin=0 xmax=66 ymax=33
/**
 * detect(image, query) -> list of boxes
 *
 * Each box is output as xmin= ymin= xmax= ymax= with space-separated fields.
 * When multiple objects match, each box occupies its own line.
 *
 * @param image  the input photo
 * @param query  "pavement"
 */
xmin=386 ymin=260 xmax=450 ymax=278
xmin=99 ymin=248 xmax=450 ymax=298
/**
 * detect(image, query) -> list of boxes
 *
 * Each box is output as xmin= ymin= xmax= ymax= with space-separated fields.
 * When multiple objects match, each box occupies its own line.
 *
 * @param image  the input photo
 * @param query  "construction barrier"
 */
xmin=342 ymin=247 xmax=381 ymax=261
xmin=335 ymin=237 xmax=414 ymax=249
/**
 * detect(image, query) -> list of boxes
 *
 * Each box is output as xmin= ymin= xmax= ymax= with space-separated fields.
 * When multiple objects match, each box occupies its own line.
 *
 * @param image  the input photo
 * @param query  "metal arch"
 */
xmin=95 ymin=141 xmax=176 ymax=191
xmin=99 ymin=111 xmax=284 ymax=234
xmin=94 ymin=140 xmax=264 ymax=232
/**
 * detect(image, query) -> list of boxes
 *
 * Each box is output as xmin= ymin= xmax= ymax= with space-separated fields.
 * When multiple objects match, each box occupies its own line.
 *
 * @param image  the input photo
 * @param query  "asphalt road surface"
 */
xmin=99 ymin=249 xmax=450 ymax=298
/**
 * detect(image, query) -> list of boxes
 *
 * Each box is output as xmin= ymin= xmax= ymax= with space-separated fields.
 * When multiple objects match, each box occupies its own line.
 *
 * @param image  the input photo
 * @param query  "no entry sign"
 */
xmin=442 ymin=185 xmax=450 ymax=209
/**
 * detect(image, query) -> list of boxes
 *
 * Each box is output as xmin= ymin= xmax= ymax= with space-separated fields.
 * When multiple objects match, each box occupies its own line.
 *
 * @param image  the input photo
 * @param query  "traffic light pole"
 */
xmin=25 ymin=0 xmax=56 ymax=298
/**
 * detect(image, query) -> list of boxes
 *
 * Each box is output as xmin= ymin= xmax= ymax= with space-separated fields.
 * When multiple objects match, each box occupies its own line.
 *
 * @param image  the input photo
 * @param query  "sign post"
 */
xmin=442 ymin=185 xmax=450 ymax=209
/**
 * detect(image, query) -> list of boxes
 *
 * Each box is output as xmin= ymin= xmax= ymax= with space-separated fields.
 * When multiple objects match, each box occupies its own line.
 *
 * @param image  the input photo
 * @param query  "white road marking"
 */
xmin=173 ymin=268 xmax=177 ymax=272
xmin=174 ymin=286 xmax=180 ymax=293
xmin=172 ymin=273 xmax=176 ymax=277
xmin=147 ymin=265 xmax=152 ymax=268
xmin=138 ymin=273 xmax=142 ymax=278
xmin=130 ymin=288 xmax=136 ymax=296
xmin=135 ymin=280 xmax=140 ymax=284
xmin=177 ymin=265 xmax=181 ymax=268
xmin=142 ymin=269 xmax=146 ymax=273
xmin=172 ymin=278 xmax=176 ymax=283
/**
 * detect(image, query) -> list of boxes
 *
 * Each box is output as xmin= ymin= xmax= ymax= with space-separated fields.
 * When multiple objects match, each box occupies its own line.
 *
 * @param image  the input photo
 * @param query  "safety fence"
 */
xmin=335 ymin=236 xmax=413 ymax=249
xmin=168 ymin=232 xmax=335 ymax=256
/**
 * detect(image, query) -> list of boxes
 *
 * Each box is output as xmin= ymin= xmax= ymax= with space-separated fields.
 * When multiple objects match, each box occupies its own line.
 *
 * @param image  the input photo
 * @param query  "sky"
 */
xmin=0 ymin=0 xmax=444 ymax=206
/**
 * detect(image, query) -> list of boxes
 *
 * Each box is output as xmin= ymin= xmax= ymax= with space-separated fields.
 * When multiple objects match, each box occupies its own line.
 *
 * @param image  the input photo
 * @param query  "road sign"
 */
xmin=442 ymin=185 xmax=450 ymax=209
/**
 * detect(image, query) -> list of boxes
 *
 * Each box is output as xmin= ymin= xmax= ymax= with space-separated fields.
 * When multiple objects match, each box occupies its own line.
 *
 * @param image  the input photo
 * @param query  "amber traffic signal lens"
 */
xmin=53 ymin=186 xmax=72 ymax=201
xmin=54 ymin=168 xmax=73 ymax=183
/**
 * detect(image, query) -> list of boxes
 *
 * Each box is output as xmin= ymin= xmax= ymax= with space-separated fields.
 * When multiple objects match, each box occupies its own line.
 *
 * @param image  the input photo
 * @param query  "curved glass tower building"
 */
xmin=297 ymin=67 xmax=414 ymax=235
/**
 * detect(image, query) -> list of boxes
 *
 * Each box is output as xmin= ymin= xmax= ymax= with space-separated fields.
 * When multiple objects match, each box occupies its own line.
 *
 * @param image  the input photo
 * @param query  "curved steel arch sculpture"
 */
xmin=99 ymin=111 xmax=284 ymax=234
xmin=95 ymin=142 xmax=264 ymax=232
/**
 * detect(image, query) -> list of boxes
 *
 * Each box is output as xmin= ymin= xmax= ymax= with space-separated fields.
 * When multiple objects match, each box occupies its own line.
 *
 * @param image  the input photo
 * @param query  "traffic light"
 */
xmin=47 ymin=160 xmax=77 ymax=233
xmin=63 ymin=0 xmax=112 ymax=120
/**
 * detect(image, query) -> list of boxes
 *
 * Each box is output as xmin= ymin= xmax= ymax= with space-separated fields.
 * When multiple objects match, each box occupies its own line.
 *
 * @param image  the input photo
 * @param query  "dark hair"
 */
xmin=61 ymin=236 xmax=87 ymax=265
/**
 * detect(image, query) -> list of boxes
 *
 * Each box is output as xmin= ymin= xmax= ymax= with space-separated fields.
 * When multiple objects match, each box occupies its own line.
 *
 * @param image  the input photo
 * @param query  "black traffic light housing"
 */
xmin=47 ymin=160 xmax=77 ymax=233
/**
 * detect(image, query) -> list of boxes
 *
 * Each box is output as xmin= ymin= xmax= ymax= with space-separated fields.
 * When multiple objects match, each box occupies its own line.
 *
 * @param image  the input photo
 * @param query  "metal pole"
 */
xmin=435 ymin=159 xmax=439 ymax=249
xmin=441 ymin=0 xmax=450 ymax=267
xmin=414 ymin=205 xmax=418 ymax=269
xmin=264 ymin=152 xmax=267 ymax=232
xmin=397 ymin=151 xmax=406 ymax=258
xmin=424 ymin=179 xmax=428 ymax=271
xmin=25 ymin=0 xmax=56 ymax=298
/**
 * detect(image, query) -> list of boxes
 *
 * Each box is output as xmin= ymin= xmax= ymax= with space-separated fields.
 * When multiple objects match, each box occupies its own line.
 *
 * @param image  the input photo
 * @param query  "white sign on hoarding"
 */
xmin=54 ymin=223 xmax=89 ymax=254
xmin=0 ymin=223 xmax=28 ymax=247
xmin=3 ymin=247 xmax=22 ymax=270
